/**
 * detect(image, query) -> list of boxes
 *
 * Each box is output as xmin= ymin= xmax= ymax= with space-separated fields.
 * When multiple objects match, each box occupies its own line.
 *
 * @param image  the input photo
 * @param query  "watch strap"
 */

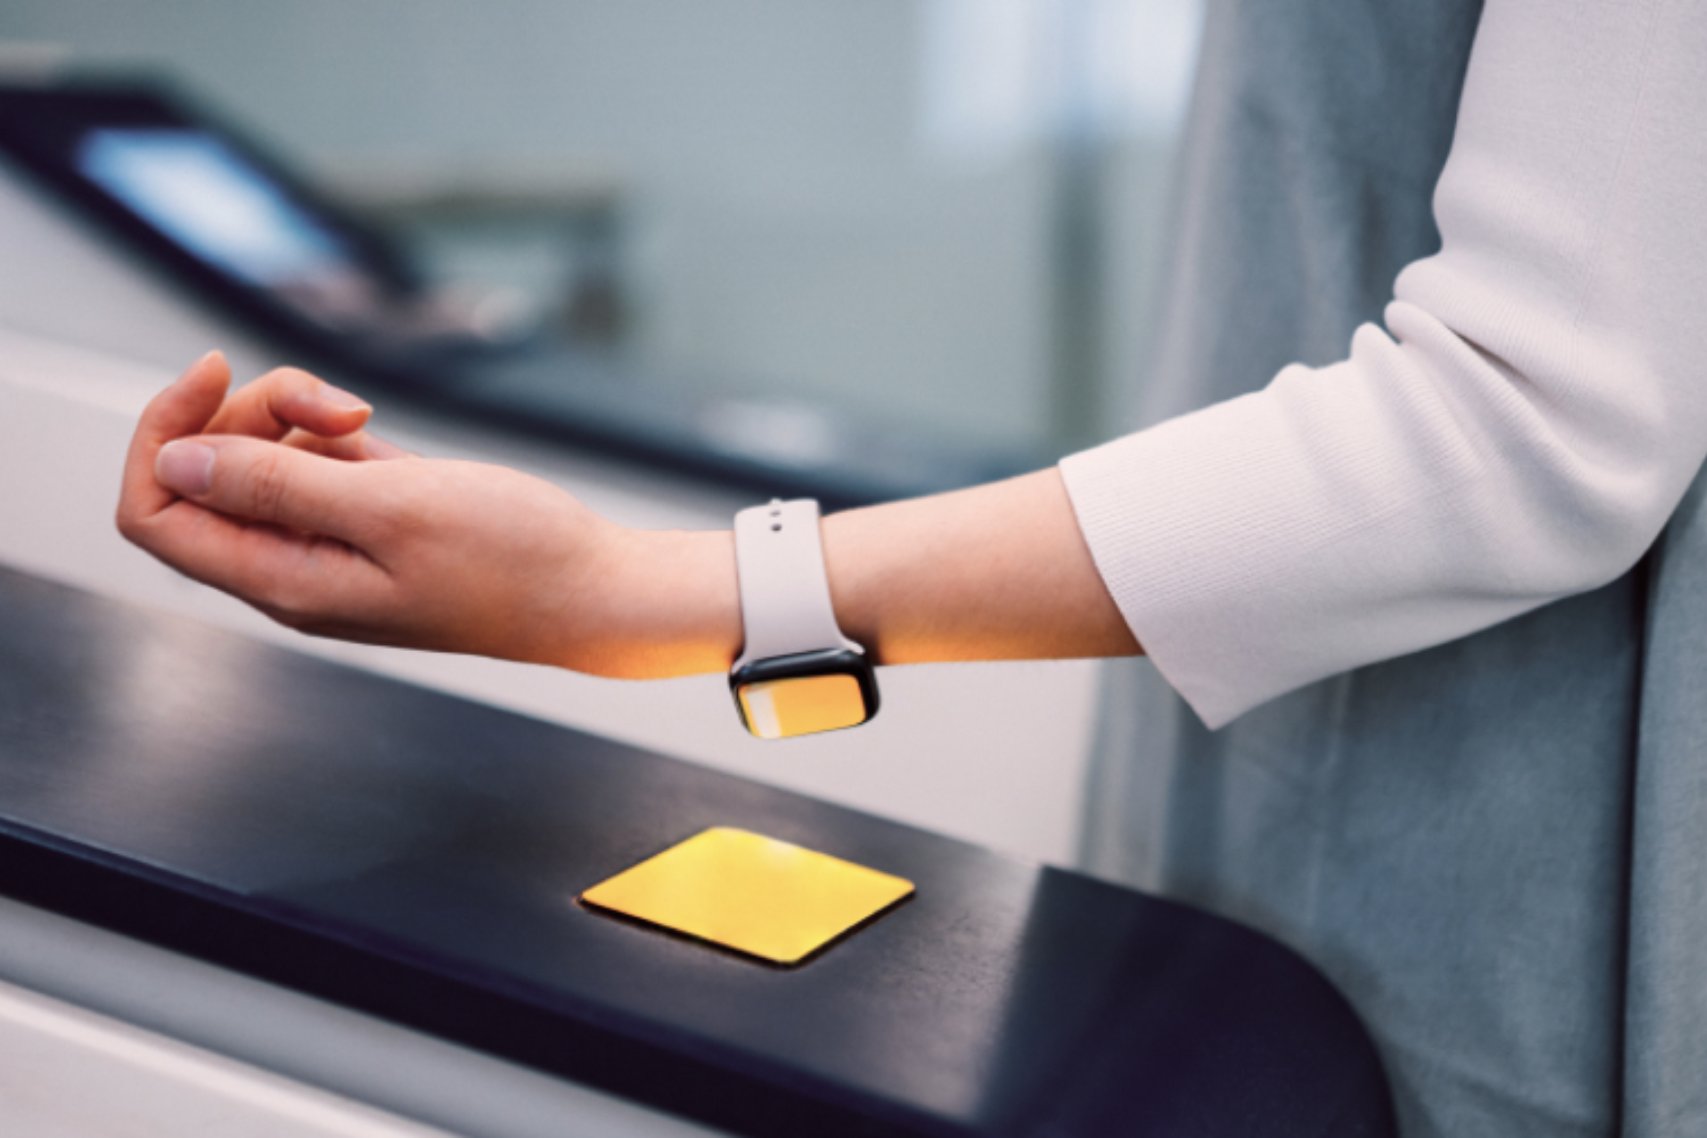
xmin=731 ymin=499 xmax=860 ymax=668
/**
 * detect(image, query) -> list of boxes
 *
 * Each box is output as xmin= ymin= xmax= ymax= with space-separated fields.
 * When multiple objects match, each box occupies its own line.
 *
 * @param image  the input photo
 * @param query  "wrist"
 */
xmin=570 ymin=525 xmax=741 ymax=679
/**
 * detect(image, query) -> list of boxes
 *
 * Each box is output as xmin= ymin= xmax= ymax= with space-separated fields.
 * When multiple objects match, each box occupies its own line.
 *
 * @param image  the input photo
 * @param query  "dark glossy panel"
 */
xmin=0 ymin=566 xmax=1393 ymax=1136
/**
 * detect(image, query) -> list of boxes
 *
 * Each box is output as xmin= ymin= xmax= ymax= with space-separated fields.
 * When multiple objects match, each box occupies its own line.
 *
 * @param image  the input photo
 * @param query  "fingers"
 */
xmin=117 ymin=355 xmax=407 ymax=636
xmin=205 ymin=366 xmax=372 ymax=442
xmin=117 ymin=354 xmax=394 ymax=552
xmin=154 ymin=435 xmax=390 ymax=544
xmin=117 ymin=351 xmax=232 ymax=538
xmin=283 ymin=428 xmax=414 ymax=462
xmin=134 ymin=498 xmax=394 ymax=629
xmin=357 ymin=432 xmax=413 ymax=460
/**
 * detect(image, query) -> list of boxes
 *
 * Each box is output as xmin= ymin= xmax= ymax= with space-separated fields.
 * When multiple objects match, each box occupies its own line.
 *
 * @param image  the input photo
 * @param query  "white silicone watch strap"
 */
xmin=731 ymin=499 xmax=861 ymax=669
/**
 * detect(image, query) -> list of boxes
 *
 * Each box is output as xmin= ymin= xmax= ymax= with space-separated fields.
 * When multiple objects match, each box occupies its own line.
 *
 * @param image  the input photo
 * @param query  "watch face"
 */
xmin=731 ymin=649 xmax=878 ymax=740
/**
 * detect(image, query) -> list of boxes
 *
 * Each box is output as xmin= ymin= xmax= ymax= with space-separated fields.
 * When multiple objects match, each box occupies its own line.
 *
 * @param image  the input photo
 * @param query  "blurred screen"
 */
xmin=77 ymin=127 xmax=356 ymax=287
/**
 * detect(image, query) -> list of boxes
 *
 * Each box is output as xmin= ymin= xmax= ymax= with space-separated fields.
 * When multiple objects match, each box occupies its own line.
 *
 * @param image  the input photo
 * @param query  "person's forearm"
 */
xmin=118 ymin=358 xmax=1138 ymax=681
xmin=613 ymin=468 xmax=1141 ymax=677
xmin=824 ymin=468 xmax=1140 ymax=665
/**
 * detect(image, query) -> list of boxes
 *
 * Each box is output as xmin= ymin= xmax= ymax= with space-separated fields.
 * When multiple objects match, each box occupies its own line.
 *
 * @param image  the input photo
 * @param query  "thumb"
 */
xmin=156 ymin=435 xmax=378 ymax=541
xmin=118 ymin=350 xmax=233 ymax=523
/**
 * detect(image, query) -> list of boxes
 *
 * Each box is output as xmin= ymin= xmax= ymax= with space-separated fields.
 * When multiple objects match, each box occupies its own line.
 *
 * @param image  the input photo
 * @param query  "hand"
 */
xmin=116 ymin=353 xmax=740 ymax=676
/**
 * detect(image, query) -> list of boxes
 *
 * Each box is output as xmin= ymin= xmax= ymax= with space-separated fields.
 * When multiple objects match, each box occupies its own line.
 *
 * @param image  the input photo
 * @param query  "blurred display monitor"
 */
xmin=0 ymin=79 xmax=481 ymax=365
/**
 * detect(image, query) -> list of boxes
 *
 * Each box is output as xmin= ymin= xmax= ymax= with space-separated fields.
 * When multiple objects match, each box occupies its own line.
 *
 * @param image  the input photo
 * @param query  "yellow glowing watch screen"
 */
xmin=577 ymin=827 xmax=914 ymax=965
xmin=737 ymin=673 xmax=868 ymax=739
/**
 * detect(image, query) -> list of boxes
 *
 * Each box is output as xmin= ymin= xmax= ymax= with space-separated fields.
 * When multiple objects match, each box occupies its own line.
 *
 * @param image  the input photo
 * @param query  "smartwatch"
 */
xmin=729 ymin=498 xmax=879 ymax=739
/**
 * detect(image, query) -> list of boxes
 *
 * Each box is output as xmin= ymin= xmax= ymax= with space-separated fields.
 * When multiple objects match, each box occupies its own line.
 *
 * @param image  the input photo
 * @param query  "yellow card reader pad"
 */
xmin=578 ymin=828 xmax=915 ymax=965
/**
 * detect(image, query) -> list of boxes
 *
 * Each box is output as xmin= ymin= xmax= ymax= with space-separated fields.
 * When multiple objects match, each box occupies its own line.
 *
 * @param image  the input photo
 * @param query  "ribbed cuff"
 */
xmin=1057 ymin=399 xmax=1291 ymax=730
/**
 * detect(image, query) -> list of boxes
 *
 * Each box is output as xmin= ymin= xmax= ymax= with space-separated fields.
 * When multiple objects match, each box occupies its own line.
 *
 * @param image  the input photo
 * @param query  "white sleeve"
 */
xmin=1058 ymin=0 xmax=1707 ymax=729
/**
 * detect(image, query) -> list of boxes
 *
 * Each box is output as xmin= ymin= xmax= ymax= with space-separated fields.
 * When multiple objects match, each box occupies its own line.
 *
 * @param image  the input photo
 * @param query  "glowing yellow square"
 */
xmin=577 ymin=827 xmax=914 ymax=965
xmin=737 ymin=674 xmax=869 ymax=739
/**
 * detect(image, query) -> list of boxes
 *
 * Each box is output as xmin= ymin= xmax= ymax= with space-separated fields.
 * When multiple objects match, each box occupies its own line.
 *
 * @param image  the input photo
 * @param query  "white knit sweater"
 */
xmin=1060 ymin=0 xmax=1707 ymax=728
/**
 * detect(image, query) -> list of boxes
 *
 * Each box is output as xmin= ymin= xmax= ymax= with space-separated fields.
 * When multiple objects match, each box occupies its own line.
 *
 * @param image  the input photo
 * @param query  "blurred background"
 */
xmin=1 ymin=0 xmax=1203 ymax=458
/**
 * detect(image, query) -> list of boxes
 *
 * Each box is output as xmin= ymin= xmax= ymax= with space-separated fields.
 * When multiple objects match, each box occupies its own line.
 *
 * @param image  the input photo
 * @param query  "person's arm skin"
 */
xmin=115 ymin=353 xmax=1140 ymax=679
